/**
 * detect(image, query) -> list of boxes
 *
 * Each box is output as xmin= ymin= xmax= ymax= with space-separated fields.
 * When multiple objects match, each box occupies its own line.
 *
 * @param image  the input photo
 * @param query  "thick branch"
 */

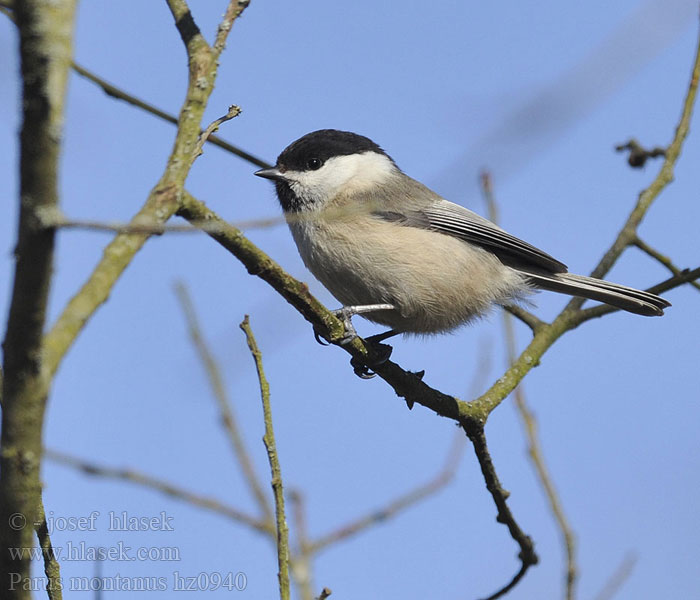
xmin=0 ymin=1 xmax=78 ymax=595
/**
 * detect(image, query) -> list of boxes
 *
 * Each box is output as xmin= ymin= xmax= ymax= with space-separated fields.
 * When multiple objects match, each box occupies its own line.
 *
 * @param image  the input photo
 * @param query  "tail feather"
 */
xmin=524 ymin=272 xmax=670 ymax=316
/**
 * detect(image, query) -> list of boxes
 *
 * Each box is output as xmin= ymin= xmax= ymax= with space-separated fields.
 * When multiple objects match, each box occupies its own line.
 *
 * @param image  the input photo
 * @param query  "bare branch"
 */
xmin=565 ymin=25 xmax=700 ymax=311
xmin=46 ymin=449 xmax=272 ymax=535
xmin=240 ymin=317 xmax=290 ymax=600
xmin=316 ymin=588 xmax=332 ymax=600
xmin=593 ymin=553 xmax=637 ymax=600
xmin=462 ymin=423 xmax=537 ymax=600
xmin=71 ymin=62 xmax=270 ymax=168
xmin=43 ymin=0 xmax=240 ymax=381
xmin=174 ymin=283 xmax=273 ymax=523
xmin=213 ymin=0 xmax=251 ymax=56
xmin=486 ymin=169 xmax=577 ymax=599
xmin=504 ymin=313 xmax=577 ymax=600
xmin=480 ymin=170 xmax=545 ymax=334
xmin=633 ymin=237 xmax=700 ymax=293
xmin=503 ymin=305 xmax=546 ymax=334
xmin=192 ymin=104 xmax=242 ymax=160
xmin=39 ymin=214 xmax=285 ymax=234
xmin=288 ymin=490 xmax=315 ymax=600
xmin=309 ymin=432 xmax=465 ymax=553
xmin=34 ymin=504 xmax=63 ymax=600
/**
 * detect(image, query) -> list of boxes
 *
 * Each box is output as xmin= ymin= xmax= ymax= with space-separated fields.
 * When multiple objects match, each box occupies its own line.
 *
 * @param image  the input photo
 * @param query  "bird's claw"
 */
xmin=313 ymin=329 xmax=331 ymax=346
xmin=350 ymin=342 xmax=393 ymax=379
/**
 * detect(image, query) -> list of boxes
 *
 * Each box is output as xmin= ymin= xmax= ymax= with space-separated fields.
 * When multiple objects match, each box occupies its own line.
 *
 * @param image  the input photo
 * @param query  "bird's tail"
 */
xmin=524 ymin=271 xmax=670 ymax=316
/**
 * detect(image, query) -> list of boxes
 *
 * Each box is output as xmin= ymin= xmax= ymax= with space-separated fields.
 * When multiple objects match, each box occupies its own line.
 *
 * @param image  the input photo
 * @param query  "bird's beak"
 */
xmin=254 ymin=167 xmax=286 ymax=182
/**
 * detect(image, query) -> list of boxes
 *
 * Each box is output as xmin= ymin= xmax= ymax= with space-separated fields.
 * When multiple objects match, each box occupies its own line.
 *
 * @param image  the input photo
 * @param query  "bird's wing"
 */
xmin=374 ymin=198 xmax=567 ymax=274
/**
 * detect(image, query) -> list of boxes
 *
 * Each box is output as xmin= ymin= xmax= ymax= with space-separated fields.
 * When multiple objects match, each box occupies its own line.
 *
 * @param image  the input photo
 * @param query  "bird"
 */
xmin=255 ymin=129 xmax=669 ymax=346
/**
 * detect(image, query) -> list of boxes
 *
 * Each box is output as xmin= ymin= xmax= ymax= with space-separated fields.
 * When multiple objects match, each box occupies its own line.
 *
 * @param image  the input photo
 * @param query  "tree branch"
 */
xmin=46 ymin=449 xmax=273 ymax=534
xmin=34 ymin=504 xmax=63 ymax=600
xmin=42 ymin=0 xmax=248 ymax=381
xmin=633 ymin=237 xmax=700 ymax=293
xmin=565 ymin=24 xmax=700 ymax=312
xmin=309 ymin=432 xmax=464 ymax=553
xmin=593 ymin=552 xmax=637 ymax=600
xmin=0 ymin=1 xmax=78 ymax=595
xmin=504 ymin=314 xmax=577 ymax=600
xmin=462 ymin=423 xmax=537 ymax=600
xmin=174 ymin=283 xmax=273 ymax=523
xmin=71 ymin=62 xmax=270 ymax=168
xmin=484 ymin=169 xmax=577 ymax=599
xmin=213 ymin=0 xmax=250 ymax=56
xmin=240 ymin=317 xmax=290 ymax=600
xmin=192 ymin=104 xmax=242 ymax=160
xmin=288 ymin=490 xmax=316 ymax=600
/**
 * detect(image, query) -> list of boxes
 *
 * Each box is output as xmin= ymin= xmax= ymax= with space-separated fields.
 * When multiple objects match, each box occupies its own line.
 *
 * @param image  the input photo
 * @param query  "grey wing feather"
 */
xmin=421 ymin=201 xmax=567 ymax=272
xmin=374 ymin=194 xmax=567 ymax=273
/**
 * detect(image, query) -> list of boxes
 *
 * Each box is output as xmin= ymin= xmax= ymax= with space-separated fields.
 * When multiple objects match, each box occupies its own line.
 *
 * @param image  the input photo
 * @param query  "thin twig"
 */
xmin=316 ymin=588 xmax=332 ymax=600
xmin=213 ymin=0 xmax=250 ymax=56
xmin=288 ymin=490 xmax=316 ymax=600
xmin=505 ymin=315 xmax=577 ymax=600
xmin=34 ymin=504 xmax=63 ymax=600
xmin=40 ymin=213 xmax=286 ymax=234
xmin=592 ymin=553 xmax=637 ymax=600
xmin=503 ymin=305 xmax=546 ymax=333
xmin=462 ymin=423 xmax=538 ymax=600
xmin=240 ymin=317 xmax=290 ymax=600
xmin=174 ymin=283 xmax=273 ymax=523
xmin=192 ymin=104 xmax=241 ymax=160
xmin=480 ymin=170 xmax=545 ymax=334
xmin=71 ymin=62 xmax=270 ymax=168
xmin=483 ymin=169 xmax=577 ymax=599
xmin=46 ymin=449 xmax=273 ymax=534
xmin=309 ymin=432 xmax=465 ymax=553
xmin=633 ymin=237 xmax=700 ymax=293
xmin=566 ymin=23 xmax=700 ymax=310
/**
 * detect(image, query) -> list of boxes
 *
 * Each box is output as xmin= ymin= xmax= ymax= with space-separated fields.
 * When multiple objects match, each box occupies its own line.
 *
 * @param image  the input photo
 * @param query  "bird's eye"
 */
xmin=306 ymin=157 xmax=322 ymax=170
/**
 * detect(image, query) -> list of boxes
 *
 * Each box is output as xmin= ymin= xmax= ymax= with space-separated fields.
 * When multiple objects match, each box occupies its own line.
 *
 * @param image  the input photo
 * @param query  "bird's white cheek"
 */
xmin=284 ymin=152 xmax=396 ymax=208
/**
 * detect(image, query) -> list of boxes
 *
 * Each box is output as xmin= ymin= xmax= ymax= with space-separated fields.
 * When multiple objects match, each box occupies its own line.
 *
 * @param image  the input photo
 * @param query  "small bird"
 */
xmin=255 ymin=129 xmax=669 ymax=343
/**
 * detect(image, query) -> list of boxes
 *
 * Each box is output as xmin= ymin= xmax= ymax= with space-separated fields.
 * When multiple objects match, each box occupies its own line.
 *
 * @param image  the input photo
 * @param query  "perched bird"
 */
xmin=255 ymin=129 xmax=669 ymax=343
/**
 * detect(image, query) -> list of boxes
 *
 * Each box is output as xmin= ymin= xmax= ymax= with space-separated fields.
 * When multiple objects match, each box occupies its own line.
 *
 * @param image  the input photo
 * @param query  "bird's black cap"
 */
xmin=276 ymin=129 xmax=392 ymax=172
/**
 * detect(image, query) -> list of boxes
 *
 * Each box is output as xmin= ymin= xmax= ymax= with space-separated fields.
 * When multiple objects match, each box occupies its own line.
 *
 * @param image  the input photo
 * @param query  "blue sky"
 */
xmin=1 ymin=1 xmax=699 ymax=598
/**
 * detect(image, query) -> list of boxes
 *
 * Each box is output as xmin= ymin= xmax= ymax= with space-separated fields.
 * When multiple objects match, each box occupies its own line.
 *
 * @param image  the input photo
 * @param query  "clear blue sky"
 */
xmin=1 ymin=1 xmax=699 ymax=598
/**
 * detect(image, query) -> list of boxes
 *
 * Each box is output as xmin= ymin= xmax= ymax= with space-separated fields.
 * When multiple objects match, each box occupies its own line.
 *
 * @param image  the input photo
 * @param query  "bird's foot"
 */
xmin=313 ymin=304 xmax=395 ymax=347
xmin=350 ymin=341 xmax=393 ymax=379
